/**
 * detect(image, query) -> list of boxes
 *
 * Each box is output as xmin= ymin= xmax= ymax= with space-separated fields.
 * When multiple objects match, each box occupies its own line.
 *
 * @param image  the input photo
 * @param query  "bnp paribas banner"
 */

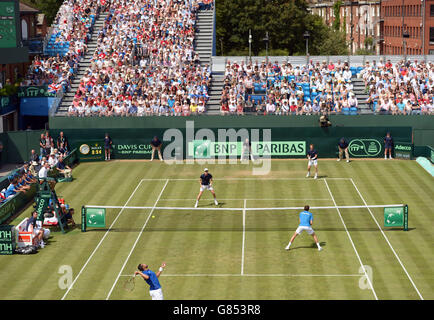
xmin=188 ymin=140 xmax=306 ymax=158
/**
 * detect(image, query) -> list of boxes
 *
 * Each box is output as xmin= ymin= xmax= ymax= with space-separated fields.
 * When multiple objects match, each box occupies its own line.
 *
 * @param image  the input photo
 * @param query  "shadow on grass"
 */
xmin=196 ymin=202 xmax=226 ymax=208
xmin=288 ymin=241 xmax=327 ymax=250
xmin=385 ymin=227 xmax=415 ymax=232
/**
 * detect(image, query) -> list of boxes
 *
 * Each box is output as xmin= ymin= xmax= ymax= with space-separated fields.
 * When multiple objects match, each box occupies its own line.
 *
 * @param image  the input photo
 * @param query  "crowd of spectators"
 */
xmin=197 ymin=0 xmax=213 ymax=10
xmin=20 ymin=0 xmax=103 ymax=93
xmin=66 ymin=0 xmax=211 ymax=117
xmin=17 ymin=0 xmax=433 ymax=116
xmin=361 ymin=59 xmax=434 ymax=115
xmin=0 ymin=131 xmax=71 ymax=204
xmin=220 ymin=59 xmax=357 ymax=115
xmin=20 ymin=54 xmax=80 ymax=93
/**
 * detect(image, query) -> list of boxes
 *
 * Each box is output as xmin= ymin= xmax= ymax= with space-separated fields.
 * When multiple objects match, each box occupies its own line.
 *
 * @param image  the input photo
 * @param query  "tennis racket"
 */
xmin=123 ymin=275 xmax=136 ymax=292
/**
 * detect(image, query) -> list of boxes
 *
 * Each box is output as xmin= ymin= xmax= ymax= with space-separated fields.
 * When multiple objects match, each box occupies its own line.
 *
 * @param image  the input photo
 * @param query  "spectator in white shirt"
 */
xmin=266 ymin=101 xmax=276 ymax=114
xmin=48 ymin=153 xmax=58 ymax=167
xmin=38 ymin=163 xmax=50 ymax=179
xmin=343 ymin=66 xmax=352 ymax=81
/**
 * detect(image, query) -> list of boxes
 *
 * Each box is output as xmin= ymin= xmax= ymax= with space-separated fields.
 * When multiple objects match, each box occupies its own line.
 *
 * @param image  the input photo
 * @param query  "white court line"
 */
xmin=159 ymin=198 xmax=332 ymax=201
xmin=324 ymin=179 xmax=378 ymax=300
xmin=350 ymin=178 xmax=424 ymax=300
xmin=84 ymin=204 xmax=405 ymax=212
xmin=140 ymin=178 xmax=351 ymax=181
xmin=241 ymin=199 xmax=246 ymax=275
xmin=61 ymin=179 xmax=145 ymax=300
xmin=119 ymin=273 xmax=361 ymax=277
xmin=105 ymin=179 xmax=169 ymax=300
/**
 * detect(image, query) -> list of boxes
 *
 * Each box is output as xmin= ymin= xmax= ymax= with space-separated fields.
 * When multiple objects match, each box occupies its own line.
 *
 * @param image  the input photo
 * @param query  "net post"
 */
xmin=81 ymin=206 xmax=86 ymax=232
xmin=403 ymin=204 xmax=408 ymax=231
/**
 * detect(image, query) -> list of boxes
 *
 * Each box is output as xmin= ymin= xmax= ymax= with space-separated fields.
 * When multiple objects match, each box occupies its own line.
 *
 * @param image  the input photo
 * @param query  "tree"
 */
xmin=317 ymin=29 xmax=349 ymax=56
xmin=332 ymin=0 xmax=343 ymax=32
xmin=23 ymin=0 xmax=63 ymax=24
xmin=216 ymin=0 xmax=348 ymax=56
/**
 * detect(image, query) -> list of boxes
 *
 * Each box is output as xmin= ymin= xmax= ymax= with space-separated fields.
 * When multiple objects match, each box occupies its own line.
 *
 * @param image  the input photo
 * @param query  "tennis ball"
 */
xmin=152 ymin=215 xmax=155 ymax=218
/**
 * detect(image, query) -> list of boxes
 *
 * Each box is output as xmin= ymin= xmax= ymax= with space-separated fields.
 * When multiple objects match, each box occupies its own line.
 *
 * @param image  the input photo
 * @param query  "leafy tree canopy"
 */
xmin=216 ymin=0 xmax=348 ymax=56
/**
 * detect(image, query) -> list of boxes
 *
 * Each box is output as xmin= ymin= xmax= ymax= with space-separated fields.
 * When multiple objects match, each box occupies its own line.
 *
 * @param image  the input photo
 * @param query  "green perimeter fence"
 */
xmin=54 ymin=126 xmax=413 ymax=160
xmin=47 ymin=114 xmax=434 ymax=160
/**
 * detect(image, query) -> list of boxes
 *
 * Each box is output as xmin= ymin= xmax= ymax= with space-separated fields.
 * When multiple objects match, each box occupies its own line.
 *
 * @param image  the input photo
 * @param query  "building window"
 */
xmin=0 ymin=71 xmax=5 ymax=87
xmin=21 ymin=19 xmax=28 ymax=40
xmin=430 ymin=27 xmax=434 ymax=43
xmin=431 ymin=5 xmax=434 ymax=17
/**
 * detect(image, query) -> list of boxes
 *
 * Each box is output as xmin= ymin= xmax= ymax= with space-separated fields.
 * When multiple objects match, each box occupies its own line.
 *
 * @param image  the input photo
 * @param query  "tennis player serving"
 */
xmin=195 ymin=168 xmax=218 ymax=208
xmin=285 ymin=205 xmax=323 ymax=251
xmin=134 ymin=262 xmax=166 ymax=300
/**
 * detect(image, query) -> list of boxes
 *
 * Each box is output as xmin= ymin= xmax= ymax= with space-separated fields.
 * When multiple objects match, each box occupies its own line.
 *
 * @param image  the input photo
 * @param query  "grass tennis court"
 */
xmin=0 ymin=159 xmax=433 ymax=300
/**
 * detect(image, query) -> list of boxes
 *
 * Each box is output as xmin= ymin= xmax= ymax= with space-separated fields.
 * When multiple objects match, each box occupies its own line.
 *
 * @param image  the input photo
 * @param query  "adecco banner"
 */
xmin=348 ymin=139 xmax=383 ymax=157
xmin=188 ymin=141 xmax=306 ymax=158
xmin=394 ymin=142 xmax=413 ymax=160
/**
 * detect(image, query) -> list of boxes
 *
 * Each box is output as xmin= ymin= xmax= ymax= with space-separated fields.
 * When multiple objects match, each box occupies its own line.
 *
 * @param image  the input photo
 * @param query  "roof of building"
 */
xmin=19 ymin=2 xmax=40 ymax=14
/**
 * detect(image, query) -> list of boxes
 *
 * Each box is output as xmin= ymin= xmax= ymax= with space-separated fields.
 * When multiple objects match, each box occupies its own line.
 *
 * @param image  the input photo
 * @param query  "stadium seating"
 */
xmin=21 ymin=0 xmax=99 ymax=93
xmin=360 ymin=59 xmax=433 ymax=115
xmin=220 ymin=60 xmax=357 ymax=115
xmin=66 ymin=0 xmax=210 ymax=117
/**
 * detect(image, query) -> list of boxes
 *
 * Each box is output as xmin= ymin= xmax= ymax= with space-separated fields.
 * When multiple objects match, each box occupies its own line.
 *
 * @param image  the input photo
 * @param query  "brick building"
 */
xmin=309 ymin=1 xmax=382 ymax=54
xmin=381 ymin=0 xmax=434 ymax=55
xmin=309 ymin=0 xmax=434 ymax=55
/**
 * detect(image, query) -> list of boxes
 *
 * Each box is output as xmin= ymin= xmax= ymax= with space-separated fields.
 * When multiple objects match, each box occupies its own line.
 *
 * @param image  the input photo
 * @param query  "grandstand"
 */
xmin=16 ymin=0 xmax=433 ymax=117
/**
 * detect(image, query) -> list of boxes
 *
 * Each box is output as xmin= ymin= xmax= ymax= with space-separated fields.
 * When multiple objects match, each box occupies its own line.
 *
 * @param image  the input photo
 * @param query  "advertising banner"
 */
xmin=394 ymin=142 xmax=413 ymax=160
xmin=17 ymin=86 xmax=57 ymax=98
xmin=76 ymin=141 xmax=104 ymax=162
xmin=348 ymin=139 xmax=383 ymax=157
xmin=0 ymin=225 xmax=16 ymax=255
xmin=188 ymin=141 xmax=306 ymax=158
xmin=112 ymin=140 xmax=153 ymax=159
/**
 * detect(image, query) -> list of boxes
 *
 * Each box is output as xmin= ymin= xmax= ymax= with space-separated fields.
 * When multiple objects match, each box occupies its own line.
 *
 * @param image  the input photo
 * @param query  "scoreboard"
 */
xmin=0 ymin=0 xmax=29 ymax=64
xmin=0 ymin=0 xmax=17 ymax=48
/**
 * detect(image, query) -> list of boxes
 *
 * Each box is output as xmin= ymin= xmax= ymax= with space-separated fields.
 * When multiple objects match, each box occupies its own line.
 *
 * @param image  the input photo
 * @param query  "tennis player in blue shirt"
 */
xmin=285 ymin=205 xmax=323 ymax=251
xmin=135 ymin=262 xmax=166 ymax=300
